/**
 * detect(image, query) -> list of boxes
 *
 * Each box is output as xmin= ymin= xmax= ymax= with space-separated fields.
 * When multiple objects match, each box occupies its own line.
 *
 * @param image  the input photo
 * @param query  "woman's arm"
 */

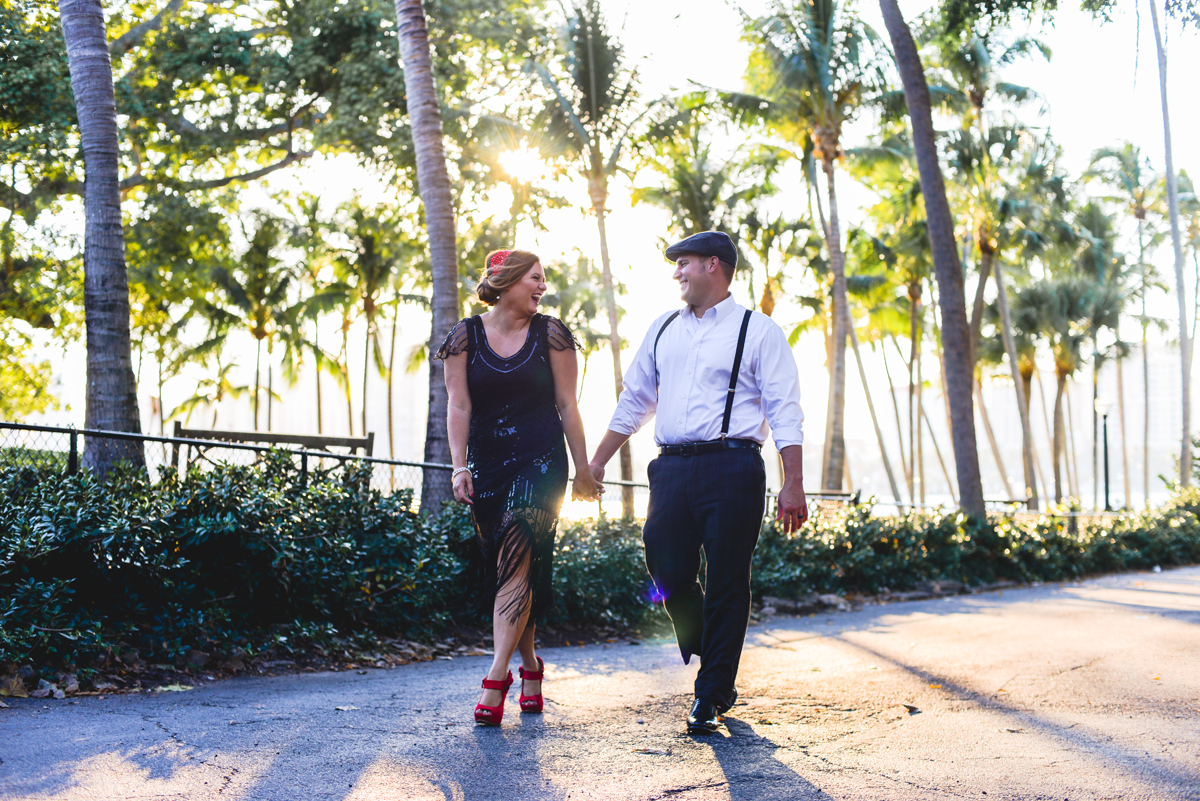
xmin=444 ymin=349 xmax=474 ymax=504
xmin=549 ymin=344 xmax=602 ymax=501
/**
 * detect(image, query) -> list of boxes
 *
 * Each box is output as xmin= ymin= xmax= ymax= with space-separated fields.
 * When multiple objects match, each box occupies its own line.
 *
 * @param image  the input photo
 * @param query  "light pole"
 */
xmin=1095 ymin=397 xmax=1113 ymax=512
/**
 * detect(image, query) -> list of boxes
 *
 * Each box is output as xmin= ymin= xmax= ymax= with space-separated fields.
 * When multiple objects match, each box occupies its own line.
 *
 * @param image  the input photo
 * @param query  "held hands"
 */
xmin=452 ymin=469 xmax=474 ymax=505
xmin=776 ymin=481 xmax=808 ymax=534
xmin=572 ymin=468 xmax=604 ymax=502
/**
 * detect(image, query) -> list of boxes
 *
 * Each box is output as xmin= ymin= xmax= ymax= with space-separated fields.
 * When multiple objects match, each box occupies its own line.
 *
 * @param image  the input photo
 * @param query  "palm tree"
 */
xmin=59 ymin=0 xmax=143 ymax=470
xmin=742 ymin=0 xmax=891 ymax=491
xmin=393 ymin=0 xmax=459 ymax=513
xmin=531 ymin=0 xmax=658 ymax=516
xmin=331 ymin=203 xmax=408 ymax=439
xmin=875 ymin=0 xmax=985 ymax=518
xmin=1147 ymin=0 xmax=1192 ymax=488
xmin=1072 ymin=200 xmax=1129 ymax=508
xmin=1086 ymin=144 xmax=1161 ymax=507
xmin=212 ymin=217 xmax=293 ymax=431
xmin=170 ymin=361 xmax=251 ymax=428
xmin=1017 ymin=278 xmax=1101 ymax=503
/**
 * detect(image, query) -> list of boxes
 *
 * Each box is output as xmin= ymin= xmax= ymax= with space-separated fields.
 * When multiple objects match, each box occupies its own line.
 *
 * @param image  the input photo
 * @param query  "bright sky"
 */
xmin=31 ymin=0 xmax=1200 ymax=513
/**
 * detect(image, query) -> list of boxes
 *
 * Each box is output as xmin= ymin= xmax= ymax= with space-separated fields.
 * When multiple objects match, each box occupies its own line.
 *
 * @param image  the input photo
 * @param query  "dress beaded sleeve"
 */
xmin=434 ymin=319 xmax=469 ymax=360
xmin=545 ymin=316 xmax=581 ymax=352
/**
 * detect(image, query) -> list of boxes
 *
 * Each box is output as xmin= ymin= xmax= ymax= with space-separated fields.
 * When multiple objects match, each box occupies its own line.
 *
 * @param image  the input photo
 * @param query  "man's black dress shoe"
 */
xmin=687 ymin=698 xmax=720 ymax=735
xmin=716 ymin=688 xmax=738 ymax=715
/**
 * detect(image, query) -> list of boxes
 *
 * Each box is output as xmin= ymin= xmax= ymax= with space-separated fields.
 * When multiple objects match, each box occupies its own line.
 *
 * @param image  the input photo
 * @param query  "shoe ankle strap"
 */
xmin=519 ymin=656 xmax=544 ymax=681
xmin=481 ymin=671 xmax=512 ymax=691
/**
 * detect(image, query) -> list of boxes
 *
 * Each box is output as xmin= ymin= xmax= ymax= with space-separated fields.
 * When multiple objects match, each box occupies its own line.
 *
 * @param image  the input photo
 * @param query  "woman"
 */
xmin=437 ymin=248 xmax=602 ymax=726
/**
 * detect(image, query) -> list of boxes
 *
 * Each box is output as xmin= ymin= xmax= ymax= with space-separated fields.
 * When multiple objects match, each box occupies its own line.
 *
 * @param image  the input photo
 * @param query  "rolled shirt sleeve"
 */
xmin=606 ymin=314 xmax=669 ymax=437
xmin=755 ymin=320 xmax=805 ymax=448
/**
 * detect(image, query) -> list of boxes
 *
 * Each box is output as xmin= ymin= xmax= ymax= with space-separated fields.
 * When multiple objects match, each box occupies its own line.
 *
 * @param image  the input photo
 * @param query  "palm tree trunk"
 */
xmin=1033 ymin=368 xmax=1056 ymax=504
xmin=60 ymin=0 xmax=143 ymax=471
xmin=388 ymin=303 xmax=399 ymax=491
xmin=920 ymin=402 xmax=957 ymax=506
xmin=1117 ymin=349 xmax=1130 ymax=508
xmin=908 ymin=291 xmax=920 ymax=503
xmin=314 ymin=323 xmax=324 ymax=434
xmin=1053 ymin=371 xmax=1067 ymax=503
xmin=590 ymin=172 xmax=634 ymax=518
xmin=157 ymin=350 xmax=165 ymax=437
xmin=975 ymin=380 xmax=1015 ymax=499
xmin=877 ymin=0 xmax=985 ymax=518
xmin=1066 ymin=388 xmax=1082 ymax=499
xmin=917 ymin=326 xmax=926 ymax=505
xmin=342 ymin=319 xmax=354 ymax=437
xmin=811 ymin=168 xmax=837 ymax=489
xmin=820 ymin=157 xmax=848 ymax=491
xmin=882 ymin=338 xmax=912 ymax=499
xmin=969 ymin=251 xmax=992 ymax=364
xmin=1092 ymin=355 xmax=1099 ymax=509
xmin=254 ymin=338 xmax=262 ymax=430
xmin=395 ymin=0 xmax=459 ymax=513
xmin=1142 ymin=322 xmax=1150 ymax=507
xmin=362 ymin=316 xmax=371 ymax=439
xmin=848 ymin=324 xmax=903 ymax=505
xmin=991 ymin=260 xmax=1039 ymax=510
xmin=1149 ymin=0 xmax=1192 ymax=488
xmin=267 ymin=354 xmax=274 ymax=432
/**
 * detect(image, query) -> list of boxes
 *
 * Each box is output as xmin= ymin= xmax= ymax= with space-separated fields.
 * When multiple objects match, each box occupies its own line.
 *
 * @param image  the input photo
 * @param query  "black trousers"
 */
xmin=642 ymin=448 xmax=766 ymax=708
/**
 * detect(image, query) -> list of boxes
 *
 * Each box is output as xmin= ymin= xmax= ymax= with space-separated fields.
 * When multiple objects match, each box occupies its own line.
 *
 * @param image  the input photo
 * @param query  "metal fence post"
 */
xmin=300 ymin=449 xmax=308 ymax=489
xmin=68 ymin=429 xmax=78 ymax=476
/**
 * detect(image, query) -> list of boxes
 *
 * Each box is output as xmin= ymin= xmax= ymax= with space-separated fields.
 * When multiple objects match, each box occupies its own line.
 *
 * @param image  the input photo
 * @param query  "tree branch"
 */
xmin=109 ymin=0 xmax=187 ymax=57
xmin=156 ymin=100 xmax=324 ymax=143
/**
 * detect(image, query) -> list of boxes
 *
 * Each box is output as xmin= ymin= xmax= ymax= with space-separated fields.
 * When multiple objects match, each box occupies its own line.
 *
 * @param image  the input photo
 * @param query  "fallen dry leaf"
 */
xmin=903 ymin=704 xmax=921 ymax=714
xmin=335 ymin=705 xmax=360 ymax=711
xmin=928 ymin=684 xmax=942 ymax=689
xmin=633 ymin=748 xmax=670 ymax=755
xmin=0 ymin=677 xmax=27 ymax=698
xmin=1000 ymin=728 xmax=1023 ymax=733
xmin=152 ymin=684 xmax=194 ymax=693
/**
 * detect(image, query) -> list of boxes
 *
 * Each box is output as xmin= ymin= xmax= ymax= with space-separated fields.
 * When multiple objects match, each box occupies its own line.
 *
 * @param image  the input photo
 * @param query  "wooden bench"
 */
xmin=171 ymin=422 xmax=374 ymax=469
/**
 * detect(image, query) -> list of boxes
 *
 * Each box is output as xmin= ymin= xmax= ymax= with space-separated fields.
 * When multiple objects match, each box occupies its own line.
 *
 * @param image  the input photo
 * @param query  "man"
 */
xmin=589 ymin=230 xmax=808 ymax=735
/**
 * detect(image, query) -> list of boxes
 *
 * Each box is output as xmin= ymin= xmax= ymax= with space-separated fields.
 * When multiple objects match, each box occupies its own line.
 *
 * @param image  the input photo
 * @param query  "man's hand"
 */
xmin=589 ymin=461 xmax=606 ymax=485
xmin=776 ymin=480 xmax=808 ymax=534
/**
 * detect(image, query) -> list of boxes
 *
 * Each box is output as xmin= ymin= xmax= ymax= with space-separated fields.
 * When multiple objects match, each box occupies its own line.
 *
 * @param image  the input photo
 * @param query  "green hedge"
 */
xmin=3 ymin=454 xmax=1200 ymax=673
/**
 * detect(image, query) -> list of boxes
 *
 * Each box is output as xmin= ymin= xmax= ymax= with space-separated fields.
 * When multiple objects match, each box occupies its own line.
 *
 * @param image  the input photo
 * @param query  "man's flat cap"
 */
xmin=664 ymin=231 xmax=738 ymax=267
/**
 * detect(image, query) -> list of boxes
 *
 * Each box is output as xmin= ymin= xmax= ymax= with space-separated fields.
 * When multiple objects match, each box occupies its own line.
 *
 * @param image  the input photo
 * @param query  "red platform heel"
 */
xmin=474 ymin=670 xmax=513 ymax=726
xmin=519 ymin=656 xmax=545 ymax=713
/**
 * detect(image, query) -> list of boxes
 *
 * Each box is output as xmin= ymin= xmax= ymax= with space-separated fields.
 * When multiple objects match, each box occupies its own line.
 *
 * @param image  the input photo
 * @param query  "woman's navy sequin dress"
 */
xmin=436 ymin=314 xmax=578 ymax=623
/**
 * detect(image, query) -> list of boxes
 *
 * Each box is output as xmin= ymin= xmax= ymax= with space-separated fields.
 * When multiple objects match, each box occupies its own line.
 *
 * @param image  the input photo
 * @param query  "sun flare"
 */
xmin=497 ymin=145 xmax=547 ymax=184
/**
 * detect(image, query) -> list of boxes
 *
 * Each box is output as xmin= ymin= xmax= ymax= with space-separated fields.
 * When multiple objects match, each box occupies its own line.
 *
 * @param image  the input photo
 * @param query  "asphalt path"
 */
xmin=3 ymin=566 xmax=1198 ymax=800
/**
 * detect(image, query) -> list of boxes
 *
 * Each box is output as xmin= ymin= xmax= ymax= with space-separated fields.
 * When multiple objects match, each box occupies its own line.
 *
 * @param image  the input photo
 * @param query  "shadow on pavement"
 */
xmin=835 ymin=636 xmax=1200 ymax=795
xmin=697 ymin=716 xmax=831 ymax=801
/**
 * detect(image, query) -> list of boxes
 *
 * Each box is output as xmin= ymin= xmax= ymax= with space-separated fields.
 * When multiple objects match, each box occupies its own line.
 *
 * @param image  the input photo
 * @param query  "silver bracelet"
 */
xmin=451 ymin=466 xmax=471 ymax=480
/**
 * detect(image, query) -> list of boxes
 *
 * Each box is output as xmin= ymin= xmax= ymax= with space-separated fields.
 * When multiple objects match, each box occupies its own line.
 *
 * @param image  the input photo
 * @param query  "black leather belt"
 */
xmin=659 ymin=438 xmax=762 ymax=457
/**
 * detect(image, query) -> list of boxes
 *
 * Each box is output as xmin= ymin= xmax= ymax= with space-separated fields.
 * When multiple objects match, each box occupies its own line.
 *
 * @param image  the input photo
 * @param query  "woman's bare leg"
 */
xmin=480 ymin=548 xmax=531 ymax=708
xmin=517 ymin=622 xmax=540 ymax=697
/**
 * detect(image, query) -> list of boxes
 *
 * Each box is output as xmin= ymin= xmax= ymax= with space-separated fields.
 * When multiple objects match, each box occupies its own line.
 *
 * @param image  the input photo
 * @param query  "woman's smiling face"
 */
xmin=504 ymin=261 xmax=546 ymax=314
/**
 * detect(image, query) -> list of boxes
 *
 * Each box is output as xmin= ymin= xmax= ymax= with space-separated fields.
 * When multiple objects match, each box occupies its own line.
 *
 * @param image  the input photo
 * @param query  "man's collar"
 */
xmin=682 ymin=292 xmax=737 ymax=322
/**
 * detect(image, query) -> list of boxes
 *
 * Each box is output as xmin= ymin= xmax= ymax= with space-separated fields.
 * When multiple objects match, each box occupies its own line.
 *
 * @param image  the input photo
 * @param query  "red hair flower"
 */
xmin=486 ymin=250 xmax=512 ymax=278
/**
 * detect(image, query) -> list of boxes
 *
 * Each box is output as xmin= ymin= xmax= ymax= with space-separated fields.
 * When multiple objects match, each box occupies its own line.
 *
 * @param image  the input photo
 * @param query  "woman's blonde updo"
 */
xmin=476 ymin=249 xmax=540 ymax=305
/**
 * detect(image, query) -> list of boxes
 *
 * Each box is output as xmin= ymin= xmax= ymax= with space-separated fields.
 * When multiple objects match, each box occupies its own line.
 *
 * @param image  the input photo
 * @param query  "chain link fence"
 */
xmin=0 ymin=422 xmax=445 ymax=501
xmin=1 ymin=422 xmax=871 ymax=521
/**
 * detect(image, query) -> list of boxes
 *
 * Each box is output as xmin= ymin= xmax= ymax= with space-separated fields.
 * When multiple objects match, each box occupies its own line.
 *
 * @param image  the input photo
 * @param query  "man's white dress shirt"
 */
xmin=607 ymin=294 xmax=805 ymax=448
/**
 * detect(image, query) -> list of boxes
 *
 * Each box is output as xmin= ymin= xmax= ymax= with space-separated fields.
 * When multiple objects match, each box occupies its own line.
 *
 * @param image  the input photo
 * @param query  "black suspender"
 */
xmin=652 ymin=310 xmax=681 ymax=390
xmin=721 ymin=310 xmax=753 ymax=438
xmin=652 ymin=307 xmax=754 ymax=439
